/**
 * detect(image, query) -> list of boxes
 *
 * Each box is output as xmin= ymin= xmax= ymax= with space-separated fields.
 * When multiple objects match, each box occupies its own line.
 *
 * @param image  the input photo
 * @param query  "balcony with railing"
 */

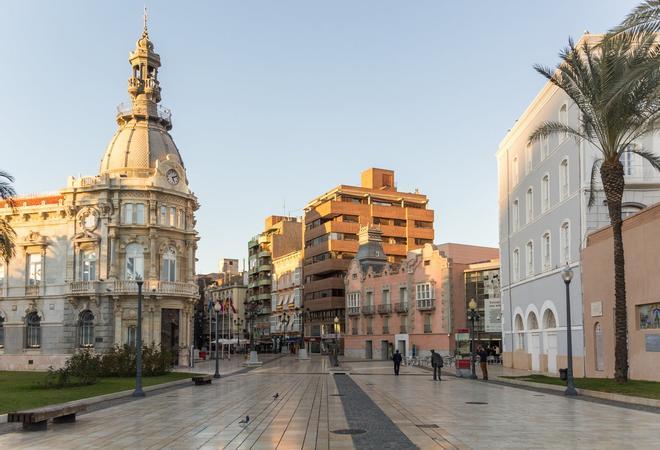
xmin=382 ymin=326 xmax=390 ymax=334
xmin=366 ymin=327 xmax=373 ymax=335
xmin=377 ymin=304 xmax=392 ymax=315
xmin=417 ymin=299 xmax=435 ymax=311
xmin=111 ymin=280 xmax=199 ymax=297
xmin=347 ymin=306 xmax=361 ymax=316
xmin=25 ymin=285 xmax=40 ymax=297
xmin=68 ymin=281 xmax=101 ymax=295
xmin=395 ymin=302 xmax=409 ymax=313
xmin=361 ymin=304 xmax=375 ymax=315
xmin=116 ymin=102 xmax=172 ymax=127
xmin=424 ymin=324 xmax=432 ymax=333
xmin=399 ymin=325 xmax=408 ymax=333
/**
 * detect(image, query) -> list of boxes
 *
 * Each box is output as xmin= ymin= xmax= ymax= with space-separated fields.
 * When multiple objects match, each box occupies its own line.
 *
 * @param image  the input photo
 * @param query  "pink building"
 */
xmin=343 ymin=226 xmax=498 ymax=359
xmin=583 ymin=202 xmax=660 ymax=381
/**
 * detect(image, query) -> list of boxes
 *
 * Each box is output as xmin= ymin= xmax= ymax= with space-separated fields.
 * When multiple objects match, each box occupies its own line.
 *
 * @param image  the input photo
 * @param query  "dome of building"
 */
xmin=99 ymin=117 xmax=184 ymax=175
xmin=98 ymin=19 xmax=185 ymax=177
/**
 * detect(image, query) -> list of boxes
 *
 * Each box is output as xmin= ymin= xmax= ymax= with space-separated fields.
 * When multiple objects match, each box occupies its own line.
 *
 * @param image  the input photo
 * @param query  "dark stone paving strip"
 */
xmin=334 ymin=374 xmax=418 ymax=450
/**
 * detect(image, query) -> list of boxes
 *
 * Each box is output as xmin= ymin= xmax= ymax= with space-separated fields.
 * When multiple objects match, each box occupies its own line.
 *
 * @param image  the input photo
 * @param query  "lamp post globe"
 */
xmin=213 ymin=301 xmax=222 ymax=379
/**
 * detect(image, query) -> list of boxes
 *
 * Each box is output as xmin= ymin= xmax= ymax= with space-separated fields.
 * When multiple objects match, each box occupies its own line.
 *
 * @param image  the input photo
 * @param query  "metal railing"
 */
xmin=377 ymin=304 xmax=392 ymax=314
xmin=347 ymin=307 xmax=361 ymax=316
xmin=424 ymin=325 xmax=432 ymax=333
xmin=116 ymin=102 xmax=171 ymax=123
xmin=395 ymin=302 xmax=409 ymax=313
xmin=361 ymin=305 xmax=375 ymax=315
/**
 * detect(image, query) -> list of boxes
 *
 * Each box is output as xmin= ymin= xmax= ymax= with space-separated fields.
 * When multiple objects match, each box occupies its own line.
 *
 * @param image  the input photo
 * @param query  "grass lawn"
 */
xmin=0 ymin=371 xmax=195 ymax=414
xmin=502 ymin=374 xmax=660 ymax=400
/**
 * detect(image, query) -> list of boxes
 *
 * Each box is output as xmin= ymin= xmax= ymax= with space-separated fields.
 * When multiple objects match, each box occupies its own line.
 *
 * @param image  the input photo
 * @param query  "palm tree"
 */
xmin=528 ymin=33 xmax=660 ymax=383
xmin=612 ymin=1 xmax=660 ymax=35
xmin=0 ymin=170 xmax=16 ymax=262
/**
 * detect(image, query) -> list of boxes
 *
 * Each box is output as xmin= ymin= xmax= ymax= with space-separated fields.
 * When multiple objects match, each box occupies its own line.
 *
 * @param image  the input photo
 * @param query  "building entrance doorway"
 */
xmin=365 ymin=340 xmax=373 ymax=359
xmin=380 ymin=340 xmax=389 ymax=360
xmin=161 ymin=309 xmax=180 ymax=366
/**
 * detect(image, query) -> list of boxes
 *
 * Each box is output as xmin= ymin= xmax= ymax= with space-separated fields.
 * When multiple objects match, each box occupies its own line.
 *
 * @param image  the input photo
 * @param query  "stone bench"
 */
xmin=192 ymin=374 xmax=213 ymax=385
xmin=8 ymin=404 xmax=86 ymax=431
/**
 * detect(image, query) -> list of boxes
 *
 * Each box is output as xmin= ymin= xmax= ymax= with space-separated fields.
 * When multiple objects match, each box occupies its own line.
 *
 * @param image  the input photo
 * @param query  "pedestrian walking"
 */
xmin=477 ymin=346 xmax=489 ymax=380
xmin=392 ymin=349 xmax=402 ymax=376
xmin=430 ymin=349 xmax=443 ymax=381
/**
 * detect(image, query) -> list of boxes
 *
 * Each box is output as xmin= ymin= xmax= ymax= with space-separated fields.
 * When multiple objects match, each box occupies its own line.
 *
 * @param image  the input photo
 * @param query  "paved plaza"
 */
xmin=0 ymin=356 xmax=658 ymax=449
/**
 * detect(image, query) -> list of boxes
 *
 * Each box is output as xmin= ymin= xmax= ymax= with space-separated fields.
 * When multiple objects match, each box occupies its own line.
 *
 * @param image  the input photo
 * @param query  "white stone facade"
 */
xmin=497 ymin=33 xmax=660 ymax=375
xmin=0 ymin=24 xmax=199 ymax=370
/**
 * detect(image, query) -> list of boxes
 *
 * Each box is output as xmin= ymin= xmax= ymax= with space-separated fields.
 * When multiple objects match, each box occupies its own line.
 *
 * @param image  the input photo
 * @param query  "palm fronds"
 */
xmin=611 ymin=0 xmax=660 ymax=35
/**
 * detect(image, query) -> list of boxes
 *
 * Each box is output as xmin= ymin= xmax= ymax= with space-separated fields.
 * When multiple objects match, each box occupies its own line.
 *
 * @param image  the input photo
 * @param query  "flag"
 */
xmin=230 ymin=298 xmax=237 ymax=314
xmin=208 ymin=300 xmax=213 ymax=311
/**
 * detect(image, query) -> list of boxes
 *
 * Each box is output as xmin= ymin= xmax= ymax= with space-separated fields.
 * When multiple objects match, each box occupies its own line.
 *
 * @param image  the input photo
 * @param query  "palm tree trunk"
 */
xmin=600 ymin=160 xmax=628 ymax=383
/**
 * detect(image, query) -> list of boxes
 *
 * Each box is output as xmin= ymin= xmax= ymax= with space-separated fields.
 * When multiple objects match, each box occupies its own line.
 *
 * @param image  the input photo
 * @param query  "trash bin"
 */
xmin=559 ymin=368 xmax=568 ymax=381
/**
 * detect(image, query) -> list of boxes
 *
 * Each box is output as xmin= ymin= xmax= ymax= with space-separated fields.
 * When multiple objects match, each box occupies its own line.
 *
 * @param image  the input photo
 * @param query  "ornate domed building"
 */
xmin=0 ymin=22 xmax=199 ymax=369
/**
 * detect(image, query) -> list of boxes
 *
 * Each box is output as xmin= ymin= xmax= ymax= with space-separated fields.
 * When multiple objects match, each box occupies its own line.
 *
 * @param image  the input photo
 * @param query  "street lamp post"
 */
xmin=467 ymin=298 xmax=480 ymax=380
xmin=332 ymin=316 xmax=340 ymax=367
xmin=281 ymin=313 xmax=290 ymax=353
xmin=562 ymin=264 xmax=577 ymax=396
xmin=132 ymin=276 xmax=145 ymax=397
xmin=214 ymin=301 xmax=221 ymax=379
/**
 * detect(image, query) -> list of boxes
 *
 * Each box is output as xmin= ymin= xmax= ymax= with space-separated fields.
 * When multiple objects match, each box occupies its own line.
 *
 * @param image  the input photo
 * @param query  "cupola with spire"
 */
xmin=99 ymin=10 xmax=186 ymax=183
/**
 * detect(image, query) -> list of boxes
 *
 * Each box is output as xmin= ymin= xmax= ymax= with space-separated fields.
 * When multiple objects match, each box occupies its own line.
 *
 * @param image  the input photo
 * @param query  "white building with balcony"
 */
xmin=0 ymin=23 xmax=199 ymax=370
xmin=497 ymin=33 xmax=660 ymax=376
xmin=270 ymin=250 xmax=303 ymax=352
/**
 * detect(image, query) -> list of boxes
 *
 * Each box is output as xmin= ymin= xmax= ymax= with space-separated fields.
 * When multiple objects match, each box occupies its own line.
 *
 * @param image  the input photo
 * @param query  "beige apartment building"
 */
xmin=270 ymin=250 xmax=303 ymax=352
xmin=0 ymin=23 xmax=199 ymax=369
xmin=582 ymin=203 xmax=660 ymax=381
xmin=247 ymin=216 xmax=302 ymax=350
xmin=303 ymin=168 xmax=434 ymax=352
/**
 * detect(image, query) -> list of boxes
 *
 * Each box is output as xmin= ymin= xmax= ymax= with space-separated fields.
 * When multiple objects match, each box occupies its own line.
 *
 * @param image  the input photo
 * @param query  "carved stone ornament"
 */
xmin=78 ymin=207 xmax=100 ymax=232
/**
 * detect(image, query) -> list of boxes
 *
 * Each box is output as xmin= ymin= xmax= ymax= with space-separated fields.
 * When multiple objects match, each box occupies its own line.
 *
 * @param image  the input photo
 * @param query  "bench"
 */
xmin=8 ymin=404 xmax=86 ymax=431
xmin=192 ymin=374 xmax=213 ymax=385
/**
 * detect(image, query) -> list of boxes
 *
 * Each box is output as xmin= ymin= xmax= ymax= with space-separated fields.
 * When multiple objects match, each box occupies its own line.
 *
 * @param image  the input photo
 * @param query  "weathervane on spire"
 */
xmin=142 ymin=6 xmax=149 ymax=38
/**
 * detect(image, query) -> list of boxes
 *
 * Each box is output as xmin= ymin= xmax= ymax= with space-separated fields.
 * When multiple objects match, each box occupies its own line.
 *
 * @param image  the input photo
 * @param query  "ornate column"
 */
xmin=149 ymin=229 xmax=158 ymax=279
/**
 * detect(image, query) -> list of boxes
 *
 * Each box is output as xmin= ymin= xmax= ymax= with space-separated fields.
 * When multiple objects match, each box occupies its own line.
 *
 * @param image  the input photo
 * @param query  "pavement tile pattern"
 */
xmin=334 ymin=374 xmax=417 ymax=450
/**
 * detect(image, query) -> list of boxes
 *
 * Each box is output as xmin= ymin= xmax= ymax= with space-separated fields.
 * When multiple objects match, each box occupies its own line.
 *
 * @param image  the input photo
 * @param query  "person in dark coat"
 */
xmin=392 ymin=349 xmax=402 ymax=376
xmin=477 ymin=346 xmax=489 ymax=380
xmin=430 ymin=349 xmax=443 ymax=381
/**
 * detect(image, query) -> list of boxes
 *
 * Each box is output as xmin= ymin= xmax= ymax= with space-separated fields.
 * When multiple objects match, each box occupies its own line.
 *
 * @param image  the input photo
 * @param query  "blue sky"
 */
xmin=0 ymin=1 xmax=638 ymax=273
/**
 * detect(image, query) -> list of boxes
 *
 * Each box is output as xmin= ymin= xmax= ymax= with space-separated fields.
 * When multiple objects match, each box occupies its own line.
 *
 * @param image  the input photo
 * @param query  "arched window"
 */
xmin=125 ymin=243 xmax=144 ymax=280
xmin=525 ymin=143 xmax=533 ymax=174
xmin=560 ymin=159 xmax=569 ymax=200
xmin=621 ymin=203 xmax=644 ymax=219
xmin=594 ymin=322 xmax=604 ymax=371
xmin=541 ymin=174 xmax=550 ymax=212
xmin=543 ymin=309 xmax=557 ymax=329
xmin=80 ymin=250 xmax=97 ymax=281
xmin=526 ymin=188 xmax=533 ymax=224
xmin=560 ymin=221 xmax=570 ymax=264
xmin=28 ymin=254 xmax=42 ymax=286
xmin=528 ymin=312 xmax=539 ymax=331
xmin=0 ymin=313 xmax=4 ymax=348
xmin=79 ymin=310 xmax=94 ymax=347
xmin=26 ymin=311 xmax=41 ymax=348
xmin=526 ymin=241 xmax=534 ymax=276
xmin=512 ymin=199 xmax=520 ymax=232
xmin=542 ymin=232 xmax=551 ymax=271
xmin=512 ymin=156 xmax=519 ymax=186
xmin=559 ymin=104 xmax=568 ymax=142
xmin=514 ymin=314 xmax=525 ymax=350
xmin=161 ymin=247 xmax=177 ymax=282
xmin=512 ymin=248 xmax=520 ymax=282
